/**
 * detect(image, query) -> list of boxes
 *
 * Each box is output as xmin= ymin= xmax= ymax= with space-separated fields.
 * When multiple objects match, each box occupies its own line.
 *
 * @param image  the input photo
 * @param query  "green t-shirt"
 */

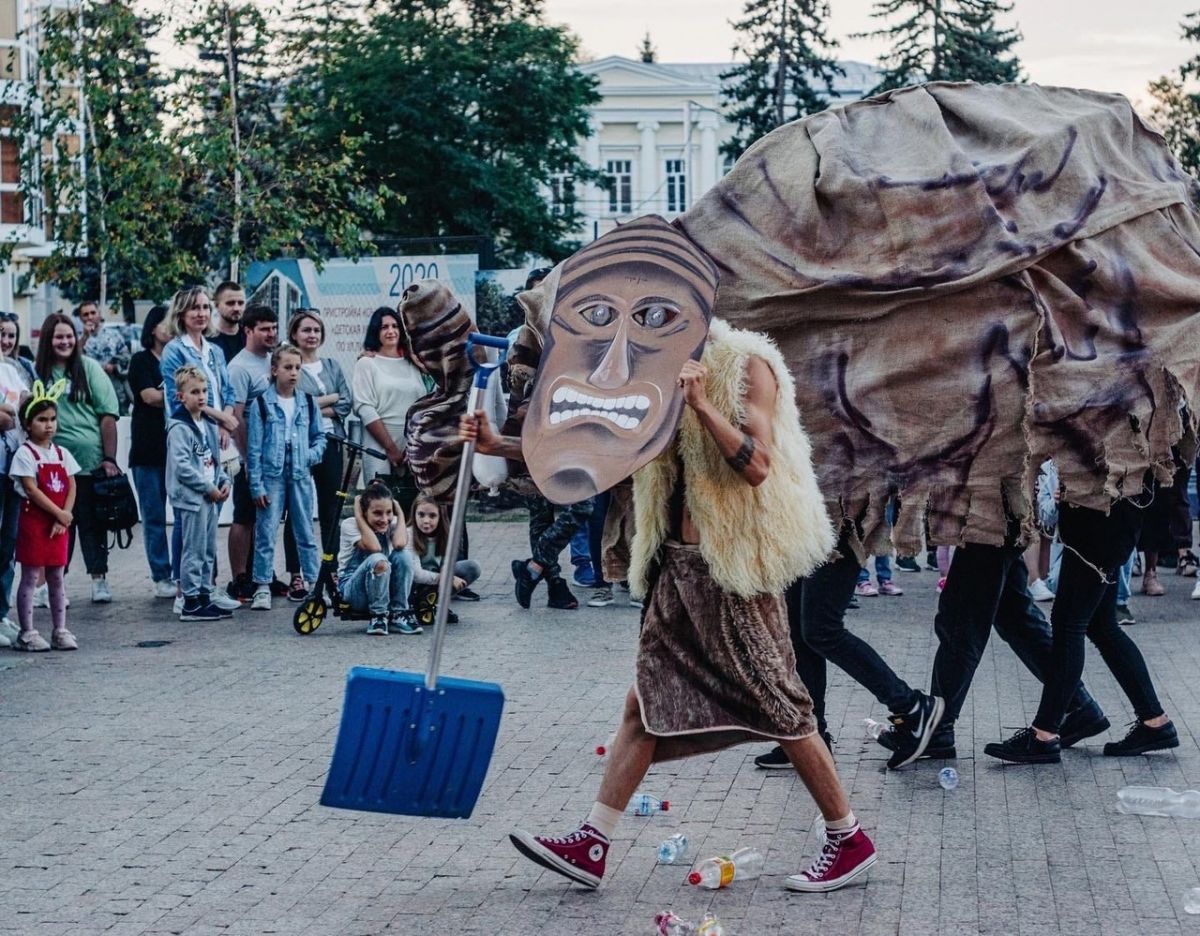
xmin=49 ymin=357 xmax=119 ymax=472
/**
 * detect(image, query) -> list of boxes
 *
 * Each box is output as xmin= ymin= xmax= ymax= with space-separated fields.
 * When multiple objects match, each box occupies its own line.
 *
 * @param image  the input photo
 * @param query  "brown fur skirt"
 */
xmin=636 ymin=543 xmax=816 ymax=762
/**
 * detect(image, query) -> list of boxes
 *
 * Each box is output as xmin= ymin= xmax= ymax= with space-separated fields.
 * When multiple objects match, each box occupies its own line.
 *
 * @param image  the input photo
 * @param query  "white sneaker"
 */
xmin=251 ymin=587 xmax=271 ymax=611
xmin=172 ymin=595 xmax=185 ymax=616
xmin=91 ymin=578 xmax=112 ymax=603
xmin=1192 ymin=580 xmax=1200 ymax=600
xmin=211 ymin=590 xmax=241 ymax=612
xmin=33 ymin=583 xmax=48 ymax=608
xmin=153 ymin=580 xmax=177 ymax=599
xmin=0 ymin=616 xmax=18 ymax=642
xmin=1029 ymin=578 xmax=1055 ymax=602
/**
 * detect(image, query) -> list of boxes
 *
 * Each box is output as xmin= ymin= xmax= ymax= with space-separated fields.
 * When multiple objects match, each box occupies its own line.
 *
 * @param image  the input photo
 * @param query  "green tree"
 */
xmin=861 ymin=0 xmax=1022 ymax=94
xmin=171 ymin=0 xmax=395 ymax=280
xmin=720 ymin=0 xmax=842 ymax=160
xmin=298 ymin=0 xmax=600 ymax=265
xmin=1150 ymin=11 xmax=1200 ymax=177
xmin=1 ymin=1 xmax=196 ymax=311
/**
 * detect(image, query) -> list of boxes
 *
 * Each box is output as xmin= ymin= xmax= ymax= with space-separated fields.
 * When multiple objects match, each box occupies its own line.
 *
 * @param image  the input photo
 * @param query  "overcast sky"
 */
xmin=545 ymin=0 xmax=1197 ymax=108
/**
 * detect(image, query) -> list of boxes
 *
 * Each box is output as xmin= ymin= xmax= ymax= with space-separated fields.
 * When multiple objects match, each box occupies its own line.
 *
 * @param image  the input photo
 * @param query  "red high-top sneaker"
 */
xmin=785 ymin=825 xmax=877 ymax=892
xmin=509 ymin=823 xmax=610 ymax=888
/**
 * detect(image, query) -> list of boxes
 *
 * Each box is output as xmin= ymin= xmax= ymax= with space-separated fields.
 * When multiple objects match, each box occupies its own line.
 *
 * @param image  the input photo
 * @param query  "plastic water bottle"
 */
xmin=1183 ymin=888 xmax=1200 ymax=915
xmin=939 ymin=767 xmax=959 ymax=790
xmin=657 ymin=832 xmax=689 ymax=864
xmin=628 ymin=793 xmax=670 ymax=816
xmin=1116 ymin=786 xmax=1200 ymax=819
xmin=688 ymin=846 xmax=764 ymax=889
xmin=695 ymin=913 xmax=725 ymax=936
xmin=863 ymin=718 xmax=888 ymax=740
xmin=595 ymin=732 xmax=617 ymax=759
xmin=654 ymin=911 xmax=692 ymax=935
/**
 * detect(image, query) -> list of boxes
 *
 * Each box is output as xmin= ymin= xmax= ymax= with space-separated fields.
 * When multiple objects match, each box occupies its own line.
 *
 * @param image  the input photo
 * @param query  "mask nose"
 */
xmin=587 ymin=318 xmax=632 ymax=390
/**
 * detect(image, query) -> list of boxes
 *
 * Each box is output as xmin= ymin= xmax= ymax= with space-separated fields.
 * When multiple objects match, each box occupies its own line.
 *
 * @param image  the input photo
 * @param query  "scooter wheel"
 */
xmin=294 ymin=597 xmax=328 ymax=635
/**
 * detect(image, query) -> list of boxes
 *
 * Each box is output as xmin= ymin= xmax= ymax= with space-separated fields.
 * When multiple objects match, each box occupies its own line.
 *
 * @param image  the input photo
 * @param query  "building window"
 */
xmin=605 ymin=159 xmax=632 ymax=215
xmin=550 ymin=174 xmax=575 ymax=216
xmin=665 ymin=159 xmax=686 ymax=212
xmin=722 ymin=153 xmax=736 ymax=176
xmin=0 ymin=102 xmax=22 ymax=224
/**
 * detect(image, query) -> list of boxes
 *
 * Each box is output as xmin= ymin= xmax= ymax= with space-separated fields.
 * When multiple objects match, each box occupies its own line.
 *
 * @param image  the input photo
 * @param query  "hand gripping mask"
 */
xmin=521 ymin=216 xmax=719 ymax=504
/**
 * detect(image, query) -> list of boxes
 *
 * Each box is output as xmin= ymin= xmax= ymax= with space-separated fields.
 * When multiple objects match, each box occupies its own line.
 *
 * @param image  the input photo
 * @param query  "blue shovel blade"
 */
xmin=320 ymin=666 xmax=504 ymax=819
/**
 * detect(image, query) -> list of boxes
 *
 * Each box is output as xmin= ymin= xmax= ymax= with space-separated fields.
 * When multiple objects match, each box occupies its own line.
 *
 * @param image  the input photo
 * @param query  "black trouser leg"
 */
xmin=588 ymin=491 xmax=611 ymax=589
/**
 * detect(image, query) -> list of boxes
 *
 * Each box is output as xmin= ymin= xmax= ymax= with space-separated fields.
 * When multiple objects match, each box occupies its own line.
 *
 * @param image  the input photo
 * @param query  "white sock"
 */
xmin=825 ymin=811 xmax=858 ymax=833
xmin=585 ymin=802 xmax=622 ymax=840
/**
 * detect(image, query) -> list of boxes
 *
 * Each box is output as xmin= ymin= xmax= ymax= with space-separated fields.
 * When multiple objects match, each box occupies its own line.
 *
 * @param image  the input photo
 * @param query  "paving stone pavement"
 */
xmin=4 ymin=521 xmax=1200 ymax=936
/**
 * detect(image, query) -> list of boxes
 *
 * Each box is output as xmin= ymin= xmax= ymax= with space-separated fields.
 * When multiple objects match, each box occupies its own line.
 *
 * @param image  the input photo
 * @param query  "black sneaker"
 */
xmin=288 ymin=575 xmax=307 ymax=602
xmin=512 ymin=559 xmax=539 ymax=609
xmin=846 ymin=595 xmax=860 ymax=610
xmin=1116 ymin=603 xmax=1136 ymax=626
xmin=925 ymin=551 xmax=939 ymax=571
xmin=1059 ymin=701 xmax=1110 ymax=748
xmin=227 ymin=574 xmax=254 ymax=602
xmin=895 ymin=556 xmax=922 ymax=573
xmin=180 ymin=597 xmax=222 ymax=622
xmin=883 ymin=693 xmax=945 ymax=769
xmin=455 ymin=588 xmax=481 ymax=602
xmin=754 ymin=733 xmax=833 ymax=769
xmin=546 ymin=577 xmax=579 ymax=609
xmin=984 ymin=726 xmax=1061 ymax=764
xmin=1103 ymin=720 xmax=1179 ymax=756
xmin=198 ymin=591 xmax=233 ymax=619
xmin=877 ymin=722 xmax=956 ymax=760
xmin=270 ymin=577 xmax=290 ymax=597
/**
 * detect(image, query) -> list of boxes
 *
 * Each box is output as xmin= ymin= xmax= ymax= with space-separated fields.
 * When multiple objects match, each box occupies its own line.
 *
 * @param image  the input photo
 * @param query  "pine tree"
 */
xmin=1150 ymin=11 xmax=1200 ymax=177
xmin=720 ymin=0 xmax=843 ymax=160
xmin=861 ymin=0 xmax=1022 ymax=94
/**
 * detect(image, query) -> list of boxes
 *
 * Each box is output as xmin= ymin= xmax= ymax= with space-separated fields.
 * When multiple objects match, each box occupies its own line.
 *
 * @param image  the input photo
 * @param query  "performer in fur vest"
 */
xmin=459 ymin=217 xmax=876 ymax=894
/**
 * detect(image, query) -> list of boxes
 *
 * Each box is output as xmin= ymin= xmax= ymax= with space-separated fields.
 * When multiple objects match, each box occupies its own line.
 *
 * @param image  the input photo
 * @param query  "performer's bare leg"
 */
xmin=596 ymin=688 xmax=657 ymax=810
xmin=779 ymin=736 xmax=850 ymax=821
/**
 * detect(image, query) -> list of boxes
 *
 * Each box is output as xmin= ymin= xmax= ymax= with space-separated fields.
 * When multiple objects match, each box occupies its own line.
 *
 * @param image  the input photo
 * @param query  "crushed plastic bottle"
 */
xmin=657 ymin=832 xmax=689 ymax=864
xmin=1116 ymin=786 xmax=1200 ymax=819
xmin=1183 ymin=888 xmax=1200 ymax=915
xmin=939 ymin=767 xmax=959 ymax=790
xmin=595 ymin=732 xmax=617 ymax=758
xmin=863 ymin=717 xmax=888 ymax=740
xmin=695 ymin=913 xmax=725 ymax=936
xmin=688 ymin=846 xmax=764 ymax=889
xmin=654 ymin=910 xmax=693 ymax=935
xmin=628 ymin=793 xmax=670 ymax=816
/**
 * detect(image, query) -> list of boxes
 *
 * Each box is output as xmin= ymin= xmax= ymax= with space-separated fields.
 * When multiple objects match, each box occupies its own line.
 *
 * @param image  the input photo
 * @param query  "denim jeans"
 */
xmin=0 ymin=478 xmax=20 ymax=617
xmin=1117 ymin=549 xmax=1135 ymax=605
xmin=526 ymin=494 xmax=593 ymax=580
xmin=253 ymin=460 xmax=319 ymax=586
xmin=284 ymin=442 xmax=343 ymax=575
xmin=132 ymin=466 xmax=173 ymax=583
xmin=1033 ymin=500 xmax=1165 ymax=732
xmin=788 ymin=529 xmax=918 ymax=717
xmin=930 ymin=541 xmax=1094 ymax=726
xmin=340 ymin=550 xmax=414 ymax=615
xmin=857 ymin=554 xmax=892 ymax=585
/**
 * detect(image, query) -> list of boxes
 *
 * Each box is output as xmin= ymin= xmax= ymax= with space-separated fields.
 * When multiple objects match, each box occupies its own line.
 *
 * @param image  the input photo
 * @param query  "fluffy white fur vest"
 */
xmin=629 ymin=319 xmax=835 ymax=599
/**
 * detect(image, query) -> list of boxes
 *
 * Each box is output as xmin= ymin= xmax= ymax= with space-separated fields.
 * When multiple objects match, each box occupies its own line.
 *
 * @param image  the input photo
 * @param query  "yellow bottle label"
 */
xmin=718 ymin=857 xmax=735 ymax=887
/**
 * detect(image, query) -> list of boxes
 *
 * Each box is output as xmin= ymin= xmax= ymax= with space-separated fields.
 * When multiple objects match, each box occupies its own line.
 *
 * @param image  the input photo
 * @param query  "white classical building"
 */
xmin=558 ymin=55 xmax=878 ymax=240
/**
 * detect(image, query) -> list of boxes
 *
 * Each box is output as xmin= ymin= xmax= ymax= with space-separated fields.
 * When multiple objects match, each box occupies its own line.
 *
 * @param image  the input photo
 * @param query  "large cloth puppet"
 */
xmin=398 ymin=280 xmax=474 ymax=503
xmin=522 ymin=82 xmax=1200 ymax=559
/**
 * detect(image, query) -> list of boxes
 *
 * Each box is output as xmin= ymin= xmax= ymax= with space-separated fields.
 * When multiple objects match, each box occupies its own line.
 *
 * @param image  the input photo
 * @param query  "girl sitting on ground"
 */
xmin=336 ymin=481 xmax=420 ymax=636
xmin=405 ymin=493 xmax=482 ymax=626
xmin=10 ymin=384 xmax=78 ymax=651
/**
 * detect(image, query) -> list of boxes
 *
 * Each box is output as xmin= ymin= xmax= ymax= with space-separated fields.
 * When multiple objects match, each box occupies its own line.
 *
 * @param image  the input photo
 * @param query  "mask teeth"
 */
xmin=548 ymin=407 xmax=642 ymax=430
xmin=549 ymin=387 xmax=651 ymax=417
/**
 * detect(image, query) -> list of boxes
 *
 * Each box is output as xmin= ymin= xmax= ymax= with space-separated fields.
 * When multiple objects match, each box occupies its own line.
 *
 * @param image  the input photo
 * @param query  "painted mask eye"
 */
xmin=634 ymin=304 xmax=678 ymax=328
xmin=580 ymin=304 xmax=615 ymax=326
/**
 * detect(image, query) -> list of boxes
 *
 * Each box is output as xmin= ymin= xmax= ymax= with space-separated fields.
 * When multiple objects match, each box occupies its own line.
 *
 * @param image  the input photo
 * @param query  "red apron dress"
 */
xmin=16 ymin=442 xmax=71 ymax=567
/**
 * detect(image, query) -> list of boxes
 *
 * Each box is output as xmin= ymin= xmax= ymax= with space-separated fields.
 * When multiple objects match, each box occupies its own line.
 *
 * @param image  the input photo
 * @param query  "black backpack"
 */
xmin=91 ymin=463 xmax=139 ymax=549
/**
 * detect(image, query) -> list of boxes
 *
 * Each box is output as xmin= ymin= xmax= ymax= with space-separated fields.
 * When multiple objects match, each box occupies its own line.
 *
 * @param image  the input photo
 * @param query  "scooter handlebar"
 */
xmin=324 ymin=432 xmax=388 ymax=462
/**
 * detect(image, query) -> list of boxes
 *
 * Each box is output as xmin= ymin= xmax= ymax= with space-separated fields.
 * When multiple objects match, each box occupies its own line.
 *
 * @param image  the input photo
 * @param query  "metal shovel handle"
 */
xmin=424 ymin=333 xmax=509 ymax=690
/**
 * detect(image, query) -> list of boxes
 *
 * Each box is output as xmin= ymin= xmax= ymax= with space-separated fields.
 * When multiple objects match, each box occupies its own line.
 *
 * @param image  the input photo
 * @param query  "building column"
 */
xmin=638 ymin=120 xmax=659 ymax=212
xmin=584 ymin=118 xmax=603 ymax=232
xmin=698 ymin=115 xmax=719 ymax=199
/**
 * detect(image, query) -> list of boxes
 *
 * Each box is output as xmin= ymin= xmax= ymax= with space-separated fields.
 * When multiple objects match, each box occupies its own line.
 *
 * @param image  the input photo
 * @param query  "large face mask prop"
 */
xmin=522 ymin=216 xmax=719 ymax=504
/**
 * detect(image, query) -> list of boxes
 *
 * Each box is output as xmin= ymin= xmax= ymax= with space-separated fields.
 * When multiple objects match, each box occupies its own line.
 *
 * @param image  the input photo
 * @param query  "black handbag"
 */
xmin=91 ymin=462 xmax=139 ymax=549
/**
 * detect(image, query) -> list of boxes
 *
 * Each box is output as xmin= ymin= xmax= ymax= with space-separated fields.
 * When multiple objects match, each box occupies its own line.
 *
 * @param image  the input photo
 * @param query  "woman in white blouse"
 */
xmin=352 ymin=307 xmax=428 ymax=495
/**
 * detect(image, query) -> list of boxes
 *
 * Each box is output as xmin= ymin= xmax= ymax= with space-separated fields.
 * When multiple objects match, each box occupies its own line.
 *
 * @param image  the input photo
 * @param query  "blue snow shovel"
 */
xmin=320 ymin=332 xmax=509 ymax=819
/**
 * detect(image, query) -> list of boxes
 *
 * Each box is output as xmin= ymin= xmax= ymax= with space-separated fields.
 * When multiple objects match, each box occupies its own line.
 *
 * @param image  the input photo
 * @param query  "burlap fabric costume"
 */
xmin=675 ymin=82 xmax=1200 ymax=559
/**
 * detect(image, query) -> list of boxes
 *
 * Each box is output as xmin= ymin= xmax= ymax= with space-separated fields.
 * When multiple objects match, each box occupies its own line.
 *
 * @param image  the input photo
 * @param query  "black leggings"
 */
xmin=1033 ymin=500 xmax=1165 ymax=733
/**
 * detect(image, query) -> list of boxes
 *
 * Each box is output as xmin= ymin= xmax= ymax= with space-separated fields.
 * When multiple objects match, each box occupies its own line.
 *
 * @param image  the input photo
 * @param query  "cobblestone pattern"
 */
xmin=3 ymin=523 xmax=1200 ymax=935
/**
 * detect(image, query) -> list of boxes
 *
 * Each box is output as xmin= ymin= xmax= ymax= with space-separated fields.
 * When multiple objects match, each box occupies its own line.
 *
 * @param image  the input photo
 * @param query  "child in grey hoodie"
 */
xmin=166 ymin=365 xmax=231 ymax=622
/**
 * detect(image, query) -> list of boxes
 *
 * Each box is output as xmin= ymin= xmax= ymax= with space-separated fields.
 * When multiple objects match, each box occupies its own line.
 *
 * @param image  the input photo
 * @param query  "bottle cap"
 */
xmin=687 ymin=871 xmax=701 ymax=885
xmin=595 ymin=745 xmax=606 ymax=756
xmin=661 ymin=800 xmax=670 ymax=811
